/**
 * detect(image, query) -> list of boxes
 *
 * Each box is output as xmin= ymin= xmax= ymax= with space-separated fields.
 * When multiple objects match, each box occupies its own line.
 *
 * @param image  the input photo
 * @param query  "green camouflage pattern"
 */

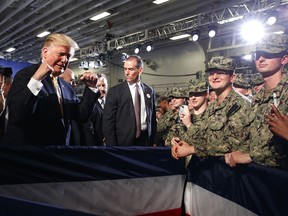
xmin=164 ymin=110 xmax=206 ymax=146
xmin=170 ymin=87 xmax=187 ymax=98
xmin=188 ymin=79 xmax=208 ymax=93
xmin=250 ymin=73 xmax=264 ymax=86
xmin=156 ymin=92 xmax=168 ymax=104
xmin=156 ymin=109 xmax=179 ymax=144
xmin=256 ymin=33 xmax=288 ymax=53
xmin=233 ymin=73 xmax=251 ymax=88
xmin=205 ymin=56 xmax=237 ymax=72
xmin=186 ymin=90 xmax=254 ymax=158
xmin=248 ymin=74 xmax=288 ymax=168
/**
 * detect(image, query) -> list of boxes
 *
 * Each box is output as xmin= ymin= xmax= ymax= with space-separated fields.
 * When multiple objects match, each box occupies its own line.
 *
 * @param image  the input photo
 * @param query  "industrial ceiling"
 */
xmin=0 ymin=0 xmax=287 ymax=64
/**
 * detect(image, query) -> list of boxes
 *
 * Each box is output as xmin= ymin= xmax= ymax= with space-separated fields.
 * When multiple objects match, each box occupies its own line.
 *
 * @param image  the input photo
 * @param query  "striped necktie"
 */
xmin=52 ymin=76 xmax=63 ymax=116
xmin=134 ymin=84 xmax=141 ymax=138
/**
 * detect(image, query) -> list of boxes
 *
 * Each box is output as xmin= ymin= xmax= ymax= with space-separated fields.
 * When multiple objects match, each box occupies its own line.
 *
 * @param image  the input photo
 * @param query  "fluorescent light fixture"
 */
xmin=153 ymin=0 xmax=170 ymax=5
xmin=69 ymin=57 xmax=78 ymax=62
xmin=274 ymin=31 xmax=284 ymax=34
xmin=36 ymin=31 xmax=51 ymax=38
xmin=169 ymin=34 xmax=191 ymax=40
xmin=6 ymin=47 xmax=16 ymax=52
xmin=90 ymin=12 xmax=111 ymax=21
xmin=218 ymin=16 xmax=243 ymax=24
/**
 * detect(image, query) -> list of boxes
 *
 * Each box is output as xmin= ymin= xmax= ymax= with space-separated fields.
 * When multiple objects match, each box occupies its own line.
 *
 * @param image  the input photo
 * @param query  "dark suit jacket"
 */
xmin=82 ymin=98 xmax=104 ymax=146
xmin=103 ymin=81 xmax=156 ymax=146
xmin=1 ymin=64 xmax=97 ymax=145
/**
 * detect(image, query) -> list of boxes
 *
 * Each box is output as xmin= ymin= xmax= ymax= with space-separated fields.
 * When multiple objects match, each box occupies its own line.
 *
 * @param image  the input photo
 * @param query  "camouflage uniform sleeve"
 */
xmin=165 ymin=123 xmax=187 ymax=146
xmin=157 ymin=110 xmax=176 ymax=132
xmin=184 ymin=109 xmax=210 ymax=157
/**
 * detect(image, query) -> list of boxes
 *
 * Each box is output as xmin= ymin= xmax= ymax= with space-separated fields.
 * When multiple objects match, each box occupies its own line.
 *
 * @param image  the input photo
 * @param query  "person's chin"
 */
xmin=52 ymin=71 xmax=62 ymax=77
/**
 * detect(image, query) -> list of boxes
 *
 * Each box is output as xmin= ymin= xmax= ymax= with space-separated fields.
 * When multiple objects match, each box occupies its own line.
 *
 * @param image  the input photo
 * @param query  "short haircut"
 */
xmin=125 ymin=55 xmax=143 ymax=69
xmin=42 ymin=33 xmax=79 ymax=51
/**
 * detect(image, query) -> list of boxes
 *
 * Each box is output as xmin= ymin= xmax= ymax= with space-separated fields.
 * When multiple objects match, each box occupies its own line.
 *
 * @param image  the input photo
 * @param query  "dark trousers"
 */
xmin=134 ymin=130 xmax=149 ymax=146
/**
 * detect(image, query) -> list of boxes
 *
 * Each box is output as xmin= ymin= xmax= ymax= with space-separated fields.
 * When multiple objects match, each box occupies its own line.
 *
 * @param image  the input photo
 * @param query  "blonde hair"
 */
xmin=42 ymin=33 xmax=79 ymax=50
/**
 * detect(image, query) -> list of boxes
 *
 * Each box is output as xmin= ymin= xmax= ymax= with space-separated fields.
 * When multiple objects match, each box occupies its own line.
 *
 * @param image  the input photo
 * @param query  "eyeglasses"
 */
xmin=189 ymin=92 xmax=207 ymax=97
xmin=252 ymin=51 xmax=286 ymax=61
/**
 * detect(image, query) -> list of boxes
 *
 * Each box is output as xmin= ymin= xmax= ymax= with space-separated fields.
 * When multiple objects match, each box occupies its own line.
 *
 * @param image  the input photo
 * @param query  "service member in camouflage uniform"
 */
xmin=233 ymin=73 xmax=253 ymax=103
xmin=156 ymin=87 xmax=187 ymax=146
xmin=171 ymin=56 xmax=254 ymax=160
xmin=226 ymin=33 xmax=288 ymax=170
xmin=156 ymin=92 xmax=170 ymax=115
xmin=165 ymin=79 xmax=208 ymax=146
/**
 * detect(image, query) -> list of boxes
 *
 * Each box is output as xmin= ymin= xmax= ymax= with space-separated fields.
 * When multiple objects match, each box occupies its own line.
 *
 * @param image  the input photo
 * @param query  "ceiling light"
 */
xmin=69 ymin=57 xmax=78 ymax=62
xmin=146 ymin=42 xmax=153 ymax=52
xmin=6 ymin=47 xmax=16 ymax=52
xmin=36 ymin=31 xmax=51 ymax=38
xmin=218 ymin=16 xmax=243 ymax=24
xmin=274 ymin=31 xmax=284 ymax=34
xmin=242 ymin=54 xmax=252 ymax=61
xmin=241 ymin=20 xmax=264 ymax=43
xmin=121 ymin=53 xmax=129 ymax=61
xmin=153 ymin=0 xmax=170 ymax=5
xmin=191 ymin=30 xmax=201 ymax=41
xmin=90 ymin=12 xmax=111 ymax=21
xmin=134 ymin=45 xmax=141 ymax=54
xmin=169 ymin=34 xmax=191 ymax=40
xmin=208 ymin=26 xmax=218 ymax=38
xmin=266 ymin=12 xmax=278 ymax=25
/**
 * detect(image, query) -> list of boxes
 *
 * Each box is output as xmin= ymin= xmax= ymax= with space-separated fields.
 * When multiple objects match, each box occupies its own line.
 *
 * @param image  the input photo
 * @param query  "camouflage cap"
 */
xmin=188 ymin=79 xmax=208 ymax=93
xmin=156 ymin=92 xmax=168 ymax=104
xmin=170 ymin=87 xmax=188 ymax=98
xmin=256 ymin=33 xmax=288 ymax=53
xmin=250 ymin=73 xmax=264 ymax=86
xmin=233 ymin=73 xmax=251 ymax=88
xmin=165 ymin=89 xmax=173 ymax=98
xmin=205 ymin=56 xmax=237 ymax=72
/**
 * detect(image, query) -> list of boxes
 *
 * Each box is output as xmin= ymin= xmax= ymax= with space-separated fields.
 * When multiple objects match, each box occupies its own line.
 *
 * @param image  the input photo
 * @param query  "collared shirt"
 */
xmin=27 ymin=77 xmax=43 ymax=96
xmin=128 ymin=82 xmax=147 ymax=131
xmin=98 ymin=97 xmax=105 ymax=109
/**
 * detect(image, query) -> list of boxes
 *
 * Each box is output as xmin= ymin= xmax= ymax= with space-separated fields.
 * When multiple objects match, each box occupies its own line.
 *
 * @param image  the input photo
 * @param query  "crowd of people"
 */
xmin=165 ymin=33 xmax=288 ymax=171
xmin=0 ymin=32 xmax=288 ymax=171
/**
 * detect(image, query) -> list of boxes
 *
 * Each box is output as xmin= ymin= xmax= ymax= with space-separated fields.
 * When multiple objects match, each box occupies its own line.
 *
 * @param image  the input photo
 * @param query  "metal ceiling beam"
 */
xmin=80 ymin=0 xmax=279 ymax=58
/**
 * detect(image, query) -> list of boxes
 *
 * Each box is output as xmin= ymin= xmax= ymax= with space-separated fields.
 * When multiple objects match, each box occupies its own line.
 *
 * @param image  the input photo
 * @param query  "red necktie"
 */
xmin=134 ymin=84 xmax=141 ymax=138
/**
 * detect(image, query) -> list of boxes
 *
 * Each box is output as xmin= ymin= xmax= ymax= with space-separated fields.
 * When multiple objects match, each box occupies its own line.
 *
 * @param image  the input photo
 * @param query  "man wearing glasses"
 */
xmin=225 ymin=33 xmax=288 ymax=170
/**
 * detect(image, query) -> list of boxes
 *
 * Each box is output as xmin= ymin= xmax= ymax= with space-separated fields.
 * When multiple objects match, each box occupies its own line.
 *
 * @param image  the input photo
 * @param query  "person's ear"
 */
xmin=230 ymin=73 xmax=236 ymax=83
xmin=281 ymin=55 xmax=288 ymax=65
xmin=42 ymin=47 xmax=48 ymax=59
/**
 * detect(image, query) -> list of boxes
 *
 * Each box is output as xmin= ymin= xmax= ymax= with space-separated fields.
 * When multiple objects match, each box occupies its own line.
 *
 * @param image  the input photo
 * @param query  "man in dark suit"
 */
xmin=1 ymin=33 xmax=98 ymax=145
xmin=83 ymin=74 xmax=108 ymax=145
xmin=103 ymin=55 xmax=156 ymax=146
